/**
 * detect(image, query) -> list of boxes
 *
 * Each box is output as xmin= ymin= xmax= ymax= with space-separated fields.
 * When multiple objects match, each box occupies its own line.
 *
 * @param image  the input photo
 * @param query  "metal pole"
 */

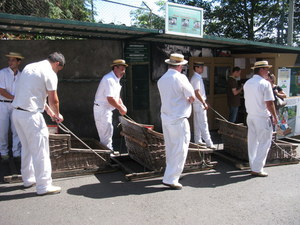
xmin=287 ymin=0 xmax=295 ymax=46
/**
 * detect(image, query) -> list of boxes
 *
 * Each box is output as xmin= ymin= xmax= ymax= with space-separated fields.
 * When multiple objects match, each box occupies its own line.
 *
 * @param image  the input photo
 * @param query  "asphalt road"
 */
xmin=1 ymin=158 xmax=299 ymax=225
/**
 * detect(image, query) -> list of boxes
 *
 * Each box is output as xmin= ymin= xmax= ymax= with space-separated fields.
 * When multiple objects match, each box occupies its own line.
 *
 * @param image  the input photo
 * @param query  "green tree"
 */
xmin=211 ymin=0 xmax=283 ymax=41
xmin=293 ymin=1 xmax=300 ymax=46
xmin=0 ymin=0 xmax=94 ymax=22
xmin=169 ymin=0 xmax=299 ymax=46
xmin=130 ymin=0 xmax=165 ymax=29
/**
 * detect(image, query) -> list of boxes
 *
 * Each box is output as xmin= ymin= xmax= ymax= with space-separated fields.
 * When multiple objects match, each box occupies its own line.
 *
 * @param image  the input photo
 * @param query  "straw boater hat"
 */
xmin=251 ymin=60 xmax=272 ymax=69
xmin=5 ymin=52 xmax=24 ymax=59
xmin=110 ymin=59 xmax=128 ymax=67
xmin=194 ymin=62 xmax=204 ymax=66
xmin=165 ymin=53 xmax=188 ymax=65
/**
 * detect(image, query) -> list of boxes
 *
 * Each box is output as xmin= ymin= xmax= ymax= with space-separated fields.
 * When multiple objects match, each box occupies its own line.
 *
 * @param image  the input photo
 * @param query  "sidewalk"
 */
xmin=1 ymin=157 xmax=299 ymax=225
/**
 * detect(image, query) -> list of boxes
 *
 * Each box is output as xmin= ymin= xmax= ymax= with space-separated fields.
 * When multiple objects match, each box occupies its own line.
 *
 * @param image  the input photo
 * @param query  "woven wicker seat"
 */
xmin=49 ymin=134 xmax=111 ymax=172
xmin=217 ymin=118 xmax=298 ymax=163
xmin=119 ymin=116 xmax=214 ymax=172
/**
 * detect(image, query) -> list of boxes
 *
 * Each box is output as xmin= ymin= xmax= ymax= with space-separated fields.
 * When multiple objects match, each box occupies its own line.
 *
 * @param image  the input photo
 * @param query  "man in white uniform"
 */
xmin=244 ymin=61 xmax=277 ymax=177
xmin=12 ymin=52 xmax=65 ymax=195
xmin=158 ymin=53 xmax=195 ymax=190
xmin=0 ymin=52 xmax=23 ymax=164
xmin=190 ymin=62 xmax=215 ymax=149
xmin=94 ymin=59 xmax=127 ymax=150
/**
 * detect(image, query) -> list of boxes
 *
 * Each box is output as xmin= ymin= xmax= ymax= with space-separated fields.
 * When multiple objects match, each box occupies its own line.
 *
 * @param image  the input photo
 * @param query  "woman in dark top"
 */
xmin=268 ymin=74 xmax=287 ymax=109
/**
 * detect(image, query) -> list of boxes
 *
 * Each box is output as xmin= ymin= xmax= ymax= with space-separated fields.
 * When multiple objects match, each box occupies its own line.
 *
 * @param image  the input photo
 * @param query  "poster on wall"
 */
xmin=289 ymin=67 xmax=300 ymax=97
xmin=277 ymin=96 xmax=300 ymax=139
xmin=278 ymin=67 xmax=300 ymax=97
xmin=165 ymin=2 xmax=203 ymax=38
xmin=277 ymin=68 xmax=291 ymax=97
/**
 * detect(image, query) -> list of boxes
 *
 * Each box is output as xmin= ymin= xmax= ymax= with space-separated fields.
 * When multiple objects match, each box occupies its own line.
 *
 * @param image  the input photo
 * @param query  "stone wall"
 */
xmin=0 ymin=40 xmax=123 ymax=141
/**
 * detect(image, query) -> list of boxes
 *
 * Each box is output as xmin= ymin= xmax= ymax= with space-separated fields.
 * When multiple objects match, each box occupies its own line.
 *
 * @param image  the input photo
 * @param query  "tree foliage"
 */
xmin=130 ymin=0 xmax=165 ymax=29
xmin=0 ymin=0 xmax=94 ymax=22
xmin=210 ymin=1 xmax=282 ymax=41
xmin=294 ymin=1 xmax=300 ymax=46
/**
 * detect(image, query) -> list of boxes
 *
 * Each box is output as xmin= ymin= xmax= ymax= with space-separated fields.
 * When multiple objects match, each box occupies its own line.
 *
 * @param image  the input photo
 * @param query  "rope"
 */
xmin=124 ymin=114 xmax=135 ymax=122
xmin=271 ymin=139 xmax=299 ymax=160
xmin=208 ymin=105 xmax=228 ymax=122
xmin=117 ymin=114 xmax=133 ymax=128
xmin=58 ymin=123 xmax=107 ymax=162
xmin=196 ymin=144 xmax=211 ymax=168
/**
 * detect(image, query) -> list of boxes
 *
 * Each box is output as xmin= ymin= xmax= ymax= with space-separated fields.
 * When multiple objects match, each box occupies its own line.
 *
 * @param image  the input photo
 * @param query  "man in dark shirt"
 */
xmin=227 ymin=67 xmax=243 ymax=123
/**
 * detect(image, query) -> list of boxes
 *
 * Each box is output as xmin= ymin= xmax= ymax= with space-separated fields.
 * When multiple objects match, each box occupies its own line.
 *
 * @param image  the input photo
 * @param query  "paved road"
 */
xmin=1 ymin=158 xmax=299 ymax=225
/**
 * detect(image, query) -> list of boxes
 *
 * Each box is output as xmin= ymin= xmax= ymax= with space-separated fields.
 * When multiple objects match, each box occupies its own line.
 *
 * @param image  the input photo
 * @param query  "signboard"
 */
xmin=277 ymin=96 xmax=300 ymax=139
xmin=278 ymin=67 xmax=300 ymax=97
xmin=124 ymin=43 xmax=149 ymax=63
xmin=277 ymin=68 xmax=291 ymax=97
xmin=165 ymin=2 xmax=203 ymax=38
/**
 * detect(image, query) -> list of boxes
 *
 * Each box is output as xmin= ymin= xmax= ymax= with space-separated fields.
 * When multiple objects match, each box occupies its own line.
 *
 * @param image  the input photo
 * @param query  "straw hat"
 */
xmin=251 ymin=61 xmax=272 ymax=69
xmin=165 ymin=53 xmax=188 ymax=65
xmin=5 ymin=52 xmax=24 ymax=59
xmin=194 ymin=61 xmax=204 ymax=66
xmin=110 ymin=59 xmax=128 ymax=67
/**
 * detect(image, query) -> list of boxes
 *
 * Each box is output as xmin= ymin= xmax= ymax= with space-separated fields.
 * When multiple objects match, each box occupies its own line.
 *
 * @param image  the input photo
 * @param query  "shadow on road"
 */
xmin=67 ymin=171 xmax=168 ymax=199
xmin=0 ymin=184 xmax=37 ymax=201
xmin=181 ymin=162 xmax=253 ymax=188
xmin=67 ymin=161 xmax=253 ymax=199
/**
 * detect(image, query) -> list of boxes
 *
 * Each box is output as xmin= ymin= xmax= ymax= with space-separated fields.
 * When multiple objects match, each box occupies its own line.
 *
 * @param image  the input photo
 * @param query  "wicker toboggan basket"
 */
xmin=119 ymin=116 xmax=214 ymax=172
xmin=49 ymin=134 xmax=111 ymax=173
xmin=217 ymin=118 xmax=298 ymax=163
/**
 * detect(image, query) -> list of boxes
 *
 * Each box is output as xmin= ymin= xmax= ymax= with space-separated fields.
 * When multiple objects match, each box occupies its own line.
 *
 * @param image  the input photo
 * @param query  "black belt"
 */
xmin=16 ymin=107 xmax=29 ymax=112
xmin=0 ymin=100 xmax=13 ymax=103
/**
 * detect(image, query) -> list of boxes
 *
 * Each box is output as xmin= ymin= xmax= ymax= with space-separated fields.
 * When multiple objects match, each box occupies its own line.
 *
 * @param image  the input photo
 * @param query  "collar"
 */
xmin=7 ymin=67 xmax=20 ymax=76
xmin=194 ymin=72 xmax=202 ymax=78
xmin=111 ymin=70 xmax=121 ymax=81
xmin=253 ymin=74 xmax=263 ymax=79
xmin=168 ymin=68 xmax=178 ymax=72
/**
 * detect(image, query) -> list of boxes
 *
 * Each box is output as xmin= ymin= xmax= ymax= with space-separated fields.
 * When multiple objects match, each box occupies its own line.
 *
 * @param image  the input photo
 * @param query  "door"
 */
xmin=189 ymin=57 xmax=233 ymax=130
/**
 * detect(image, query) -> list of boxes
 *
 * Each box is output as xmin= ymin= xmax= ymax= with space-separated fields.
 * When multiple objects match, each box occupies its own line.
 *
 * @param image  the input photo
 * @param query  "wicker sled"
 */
xmin=118 ymin=116 xmax=216 ymax=178
xmin=49 ymin=134 xmax=112 ymax=178
xmin=217 ymin=118 xmax=299 ymax=166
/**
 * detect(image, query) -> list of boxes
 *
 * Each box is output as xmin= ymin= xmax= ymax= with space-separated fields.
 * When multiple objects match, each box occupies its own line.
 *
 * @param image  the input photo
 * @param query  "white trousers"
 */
xmin=162 ymin=118 xmax=190 ymax=185
xmin=93 ymin=105 xmax=113 ymax=149
xmin=12 ymin=109 xmax=52 ymax=193
xmin=193 ymin=103 xmax=213 ymax=146
xmin=247 ymin=115 xmax=273 ymax=173
xmin=0 ymin=102 xmax=21 ymax=157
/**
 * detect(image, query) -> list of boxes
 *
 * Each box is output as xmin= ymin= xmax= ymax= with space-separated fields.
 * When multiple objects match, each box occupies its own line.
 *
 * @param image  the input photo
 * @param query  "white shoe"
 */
xmin=207 ymin=145 xmax=217 ymax=150
xmin=37 ymin=185 xmax=61 ymax=196
xmin=162 ymin=182 xmax=183 ymax=190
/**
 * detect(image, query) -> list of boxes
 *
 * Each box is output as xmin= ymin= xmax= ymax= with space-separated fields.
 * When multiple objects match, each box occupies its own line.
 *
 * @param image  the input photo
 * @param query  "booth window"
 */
xmin=214 ymin=66 xmax=230 ymax=94
xmin=132 ymin=64 xmax=149 ymax=110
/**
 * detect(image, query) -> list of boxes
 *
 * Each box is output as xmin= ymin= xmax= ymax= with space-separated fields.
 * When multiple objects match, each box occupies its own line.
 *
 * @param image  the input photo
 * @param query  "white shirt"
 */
xmin=12 ymin=60 xmax=57 ymax=113
xmin=0 ymin=67 xmax=21 ymax=101
xmin=244 ymin=74 xmax=274 ymax=118
xmin=190 ymin=72 xmax=206 ymax=103
xmin=158 ymin=68 xmax=195 ymax=123
xmin=94 ymin=71 xmax=122 ymax=111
